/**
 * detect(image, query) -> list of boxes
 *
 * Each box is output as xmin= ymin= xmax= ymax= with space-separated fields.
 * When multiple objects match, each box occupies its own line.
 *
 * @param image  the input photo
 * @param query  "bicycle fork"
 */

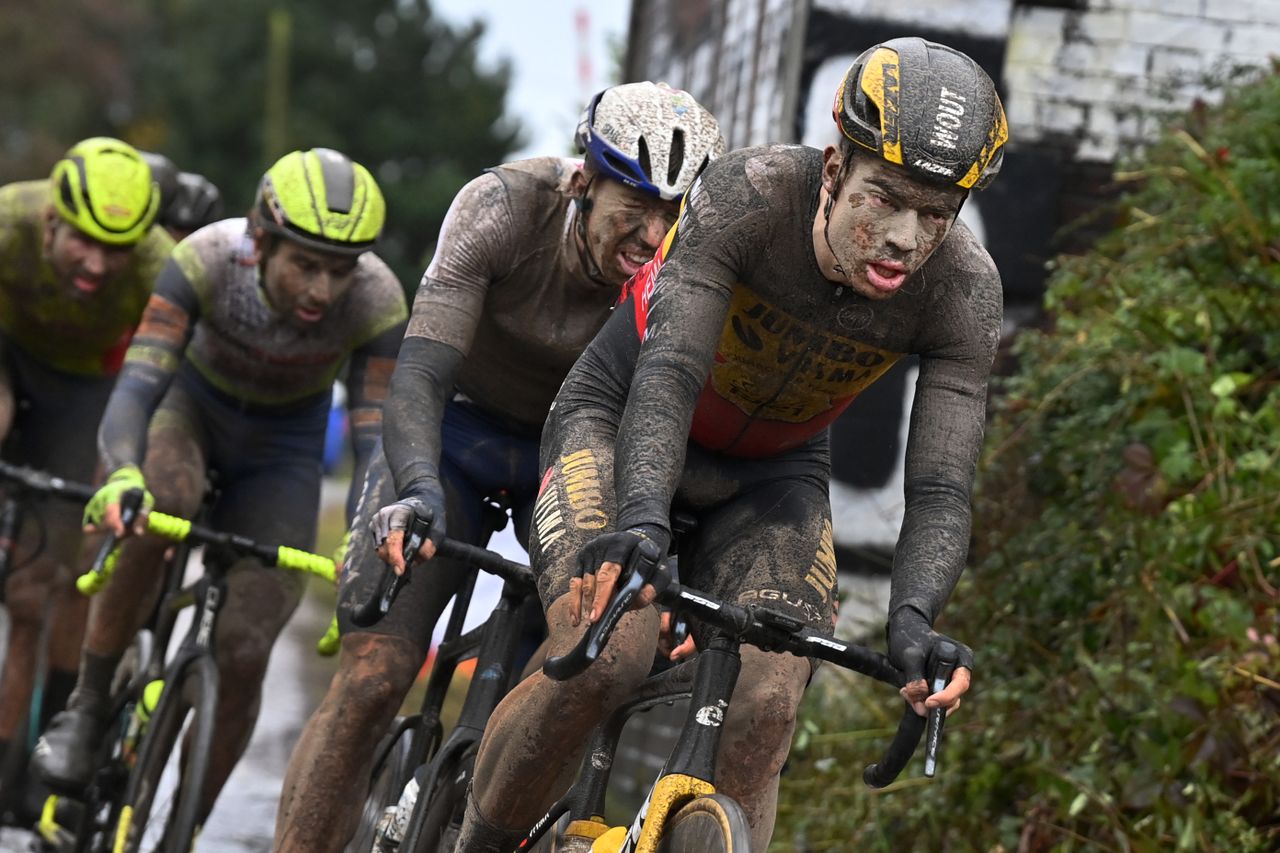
xmin=549 ymin=637 xmax=741 ymax=853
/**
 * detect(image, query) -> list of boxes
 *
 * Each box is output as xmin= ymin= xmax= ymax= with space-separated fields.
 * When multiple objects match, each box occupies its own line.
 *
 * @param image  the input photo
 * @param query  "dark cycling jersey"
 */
xmin=383 ymin=157 xmax=618 ymax=499
xmin=98 ymin=218 xmax=407 ymax=503
xmin=0 ymin=180 xmax=174 ymax=376
xmin=555 ymin=144 xmax=1002 ymax=625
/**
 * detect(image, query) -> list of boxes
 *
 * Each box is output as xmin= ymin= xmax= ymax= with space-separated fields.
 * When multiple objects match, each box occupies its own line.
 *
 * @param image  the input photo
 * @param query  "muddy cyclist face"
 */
xmin=813 ymin=149 xmax=965 ymax=300
xmin=43 ymin=212 xmax=136 ymax=299
xmin=258 ymin=237 xmax=359 ymax=326
xmin=576 ymin=174 xmax=679 ymax=287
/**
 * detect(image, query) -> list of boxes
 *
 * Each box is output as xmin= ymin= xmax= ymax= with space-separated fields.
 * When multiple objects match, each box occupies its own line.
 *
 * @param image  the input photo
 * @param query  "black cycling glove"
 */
xmin=574 ymin=525 xmax=668 ymax=582
xmin=886 ymin=605 xmax=975 ymax=686
xmin=369 ymin=480 xmax=447 ymax=553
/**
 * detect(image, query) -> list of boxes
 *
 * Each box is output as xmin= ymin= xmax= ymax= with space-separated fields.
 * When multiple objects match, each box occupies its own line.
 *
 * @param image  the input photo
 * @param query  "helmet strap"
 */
xmin=573 ymin=174 xmax=612 ymax=288
xmin=822 ymin=156 xmax=853 ymax=285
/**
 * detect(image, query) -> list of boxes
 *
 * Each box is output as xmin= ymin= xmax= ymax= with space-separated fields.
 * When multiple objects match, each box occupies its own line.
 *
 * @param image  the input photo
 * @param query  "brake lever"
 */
xmin=923 ymin=640 xmax=959 ymax=777
xmin=543 ymin=539 xmax=665 ymax=681
xmin=90 ymin=488 xmax=145 ymax=571
xmin=351 ymin=510 xmax=432 ymax=628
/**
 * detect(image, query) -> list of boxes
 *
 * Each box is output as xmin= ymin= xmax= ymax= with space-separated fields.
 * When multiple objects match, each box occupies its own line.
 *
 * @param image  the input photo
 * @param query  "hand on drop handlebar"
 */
xmin=570 ymin=526 xmax=667 ymax=626
xmin=370 ymin=487 xmax=445 ymax=575
xmin=888 ymin=606 xmax=973 ymax=717
xmin=83 ymin=466 xmax=153 ymax=538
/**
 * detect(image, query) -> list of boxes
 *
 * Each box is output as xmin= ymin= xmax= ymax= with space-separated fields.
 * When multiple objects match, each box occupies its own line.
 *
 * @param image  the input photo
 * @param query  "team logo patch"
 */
xmin=710 ymin=288 xmax=902 ymax=423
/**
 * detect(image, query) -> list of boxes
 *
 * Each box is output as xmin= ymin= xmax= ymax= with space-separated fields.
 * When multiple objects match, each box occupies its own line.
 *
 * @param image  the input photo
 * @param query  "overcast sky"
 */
xmin=432 ymin=0 xmax=631 ymax=161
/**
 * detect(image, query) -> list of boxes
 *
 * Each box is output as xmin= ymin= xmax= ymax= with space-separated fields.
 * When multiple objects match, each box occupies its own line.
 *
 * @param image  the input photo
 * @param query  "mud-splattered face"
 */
xmin=813 ymin=149 xmax=965 ymax=300
xmin=43 ymin=212 xmax=136 ymax=300
xmin=580 ymin=177 xmax=679 ymax=287
xmin=259 ymin=238 xmax=359 ymax=326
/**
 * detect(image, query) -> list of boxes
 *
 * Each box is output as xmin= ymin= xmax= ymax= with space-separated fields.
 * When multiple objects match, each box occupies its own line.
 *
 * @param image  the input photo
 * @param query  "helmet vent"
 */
xmin=636 ymin=136 xmax=653 ymax=181
xmin=667 ymin=129 xmax=685 ymax=188
xmin=317 ymin=152 xmax=356 ymax=214
xmin=57 ymin=173 xmax=78 ymax=213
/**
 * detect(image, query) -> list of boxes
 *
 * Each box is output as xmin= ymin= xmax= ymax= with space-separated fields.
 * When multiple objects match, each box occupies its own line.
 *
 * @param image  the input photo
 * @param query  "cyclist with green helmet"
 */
xmin=455 ymin=38 xmax=1007 ymax=851
xmin=0 ymin=137 xmax=171 ymax=808
xmin=32 ymin=149 xmax=408 ymax=820
xmin=274 ymin=82 xmax=724 ymax=852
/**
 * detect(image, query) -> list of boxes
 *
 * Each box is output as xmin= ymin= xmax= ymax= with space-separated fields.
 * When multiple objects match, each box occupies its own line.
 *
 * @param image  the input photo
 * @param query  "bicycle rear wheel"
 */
xmin=403 ymin=741 xmax=477 ymax=853
xmin=110 ymin=655 xmax=217 ymax=853
xmin=654 ymin=794 xmax=752 ymax=853
xmin=347 ymin=723 xmax=418 ymax=853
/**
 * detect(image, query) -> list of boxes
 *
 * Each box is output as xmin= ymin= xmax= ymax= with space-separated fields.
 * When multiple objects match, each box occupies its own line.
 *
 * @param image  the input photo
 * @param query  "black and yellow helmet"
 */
xmin=833 ymin=37 xmax=1008 ymax=191
xmin=253 ymin=148 xmax=385 ymax=256
xmin=50 ymin=137 xmax=162 ymax=246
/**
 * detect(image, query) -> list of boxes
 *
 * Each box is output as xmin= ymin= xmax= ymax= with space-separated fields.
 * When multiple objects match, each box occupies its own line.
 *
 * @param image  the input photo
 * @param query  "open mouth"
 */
xmin=73 ymin=275 xmax=102 ymax=295
xmin=865 ymin=261 xmax=907 ymax=293
xmin=617 ymin=247 xmax=654 ymax=278
xmin=295 ymin=305 xmax=325 ymax=323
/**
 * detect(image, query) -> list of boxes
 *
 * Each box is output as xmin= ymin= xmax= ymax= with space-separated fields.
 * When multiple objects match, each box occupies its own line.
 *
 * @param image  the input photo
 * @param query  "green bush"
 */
xmin=775 ymin=68 xmax=1280 ymax=851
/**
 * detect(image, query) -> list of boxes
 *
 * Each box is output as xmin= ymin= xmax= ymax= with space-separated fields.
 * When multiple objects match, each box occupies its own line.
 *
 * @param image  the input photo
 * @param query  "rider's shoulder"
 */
xmin=930 ymin=220 xmax=1001 ymax=289
xmin=349 ymin=251 xmax=410 ymax=321
xmin=701 ymin=144 xmax=818 ymax=193
xmin=0 ymin=180 xmax=52 ymax=229
xmin=484 ymin=157 xmax=579 ymax=210
xmin=168 ymin=218 xmax=246 ymax=288
xmin=490 ymin=156 xmax=578 ymax=187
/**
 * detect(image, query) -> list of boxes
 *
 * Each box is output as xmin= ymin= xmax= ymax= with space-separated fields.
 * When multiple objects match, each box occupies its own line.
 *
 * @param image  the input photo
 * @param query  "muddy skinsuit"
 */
xmin=0 ymin=180 xmax=174 ymax=545
xmin=0 ymin=180 xmax=172 ymax=756
xmin=281 ymin=158 xmax=618 ymax=852
xmin=338 ymin=157 xmax=619 ymax=649
xmin=477 ymin=144 xmax=1001 ymax=844
xmin=92 ymin=217 xmax=406 ymax=815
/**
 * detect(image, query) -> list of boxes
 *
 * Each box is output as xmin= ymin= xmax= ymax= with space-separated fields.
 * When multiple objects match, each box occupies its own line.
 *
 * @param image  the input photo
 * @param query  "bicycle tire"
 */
xmin=69 ymin=635 xmax=157 ymax=853
xmin=0 ymin=603 xmax=11 ymax=688
xmin=654 ymin=794 xmax=752 ymax=853
xmin=110 ymin=655 xmax=217 ymax=853
xmin=347 ymin=724 xmax=418 ymax=853
xmin=403 ymin=741 xmax=477 ymax=853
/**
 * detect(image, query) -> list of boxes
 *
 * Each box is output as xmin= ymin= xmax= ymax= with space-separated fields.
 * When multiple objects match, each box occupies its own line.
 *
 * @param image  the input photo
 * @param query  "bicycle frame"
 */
xmin=516 ymin=638 xmax=740 ymax=853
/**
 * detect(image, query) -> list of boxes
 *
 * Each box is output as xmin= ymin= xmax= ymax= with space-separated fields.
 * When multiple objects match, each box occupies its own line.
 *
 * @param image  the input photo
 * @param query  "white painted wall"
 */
xmin=1005 ymin=0 xmax=1280 ymax=161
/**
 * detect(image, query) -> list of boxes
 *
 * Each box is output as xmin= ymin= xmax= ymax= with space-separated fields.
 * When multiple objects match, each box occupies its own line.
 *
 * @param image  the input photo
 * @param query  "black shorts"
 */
xmin=529 ymin=409 xmax=839 ymax=633
xmin=0 ymin=340 xmax=115 ymax=563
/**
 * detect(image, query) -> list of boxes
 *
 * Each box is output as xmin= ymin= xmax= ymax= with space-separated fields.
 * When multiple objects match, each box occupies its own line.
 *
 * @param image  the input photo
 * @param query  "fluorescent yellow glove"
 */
xmin=83 ymin=465 xmax=155 ymax=530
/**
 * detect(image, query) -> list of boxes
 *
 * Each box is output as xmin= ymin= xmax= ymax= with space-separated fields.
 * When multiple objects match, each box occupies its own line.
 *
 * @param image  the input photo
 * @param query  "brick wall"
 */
xmin=1005 ymin=0 xmax=1280 ymax=163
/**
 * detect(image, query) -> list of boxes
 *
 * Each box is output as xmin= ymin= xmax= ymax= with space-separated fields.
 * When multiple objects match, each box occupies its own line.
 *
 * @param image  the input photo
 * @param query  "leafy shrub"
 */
xmin=775 ymin=67 xmax=1280 ymax=851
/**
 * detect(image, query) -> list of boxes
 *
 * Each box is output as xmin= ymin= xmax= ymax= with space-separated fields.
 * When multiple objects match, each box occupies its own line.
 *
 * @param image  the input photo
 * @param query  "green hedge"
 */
xmin=775 ymin=67 xmax=1280 ymax=851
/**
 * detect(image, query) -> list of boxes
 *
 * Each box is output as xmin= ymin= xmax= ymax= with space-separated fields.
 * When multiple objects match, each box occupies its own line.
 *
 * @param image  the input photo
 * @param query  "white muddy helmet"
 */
xmin=575 ymin=81 xmax=726 ymax=202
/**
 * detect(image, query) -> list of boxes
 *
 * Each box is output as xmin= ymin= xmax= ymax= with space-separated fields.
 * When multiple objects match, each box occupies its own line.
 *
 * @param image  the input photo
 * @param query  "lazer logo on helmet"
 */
xmin=912 ymin=159 xmax=955 ymax=177
xmin=930 ymin=87 xmax=967 ymax=151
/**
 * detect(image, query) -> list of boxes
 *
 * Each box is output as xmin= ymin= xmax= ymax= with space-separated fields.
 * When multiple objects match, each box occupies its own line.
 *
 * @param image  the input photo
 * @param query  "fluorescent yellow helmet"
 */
xmin=50 ymin=137 xmax=161 ymax=246
xmin=254 ymin=148 xmax=385 ymax=256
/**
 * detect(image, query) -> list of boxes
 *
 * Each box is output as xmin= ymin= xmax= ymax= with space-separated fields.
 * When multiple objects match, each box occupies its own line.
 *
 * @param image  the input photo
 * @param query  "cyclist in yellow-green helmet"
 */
xmin=0 ymin=137 xmax=172 ymax=820
xmin=33 ymin=150 xmax=407 ymax=826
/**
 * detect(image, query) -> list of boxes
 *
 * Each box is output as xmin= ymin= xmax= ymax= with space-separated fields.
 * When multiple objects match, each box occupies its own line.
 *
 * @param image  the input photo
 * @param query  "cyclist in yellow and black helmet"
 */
xmin=451 ymin=38 xmax=1006 ymax=852
xmin=0 ymin=137 xmax=172 ymax=815
xmin=33 ymin=149 xmax=407 ymax=822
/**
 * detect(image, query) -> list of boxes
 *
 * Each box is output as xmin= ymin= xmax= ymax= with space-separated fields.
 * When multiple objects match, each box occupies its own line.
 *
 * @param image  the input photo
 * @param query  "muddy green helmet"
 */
xmin=50 ymin=137 xmax=161 ymax=246
xmin=253 ymin=148 xmax=385 ymax=256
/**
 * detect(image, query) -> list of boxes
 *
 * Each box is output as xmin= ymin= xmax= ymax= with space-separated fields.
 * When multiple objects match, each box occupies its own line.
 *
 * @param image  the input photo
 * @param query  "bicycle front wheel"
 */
xmin=111 ymin=655 xmax=218 ymax=853
xmin=403 ymin=741 xmax=477 ymax=853
xmin=347 ymin=723 xmax=418 ymax=853
xmin=655 ymin=794 xmax=753 ymax=853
